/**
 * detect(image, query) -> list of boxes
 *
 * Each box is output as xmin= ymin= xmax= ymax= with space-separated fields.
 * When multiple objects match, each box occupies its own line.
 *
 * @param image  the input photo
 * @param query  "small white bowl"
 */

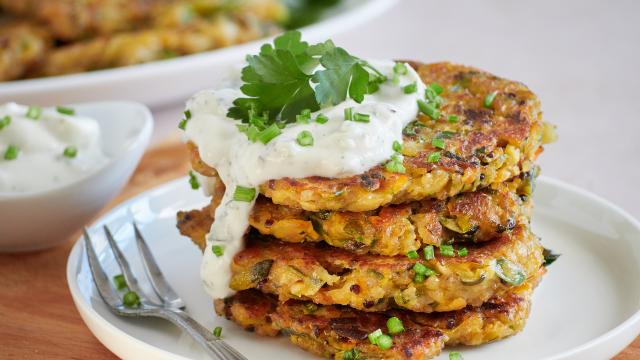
xmin=0 ymin=101 xmax=153 ymax=252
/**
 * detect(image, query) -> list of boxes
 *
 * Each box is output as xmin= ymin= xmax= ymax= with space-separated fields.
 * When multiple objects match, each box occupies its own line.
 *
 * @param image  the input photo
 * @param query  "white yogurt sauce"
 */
xmin=0 ymin=103 xmax=108 ymax=193
xmin=184 ymin=61 xmax=426 ymax=299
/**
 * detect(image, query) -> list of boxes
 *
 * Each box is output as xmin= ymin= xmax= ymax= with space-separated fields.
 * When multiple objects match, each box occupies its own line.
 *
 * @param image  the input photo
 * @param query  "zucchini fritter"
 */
xmin=215 ymin=272 xmax=540 ymax=359
xmin=228 ymin=224 xmax=543 ymax=313
xmin=0 ymin=20 xmax=50 ymax=81
xmin=250 ymin=174 xmax=534 ymax=255
xmin=188 ymin=62 xmax=553 ymax=212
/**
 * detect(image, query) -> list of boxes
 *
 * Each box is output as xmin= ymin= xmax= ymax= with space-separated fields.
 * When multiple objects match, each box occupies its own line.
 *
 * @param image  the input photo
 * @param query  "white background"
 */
xmin=155 ymin=0 xmax=640 ymax=217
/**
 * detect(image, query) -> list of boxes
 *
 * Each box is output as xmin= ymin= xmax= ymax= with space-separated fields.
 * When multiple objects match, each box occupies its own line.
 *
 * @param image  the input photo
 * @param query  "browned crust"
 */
xmin=228 ymin=224 xmax=543 ymax=313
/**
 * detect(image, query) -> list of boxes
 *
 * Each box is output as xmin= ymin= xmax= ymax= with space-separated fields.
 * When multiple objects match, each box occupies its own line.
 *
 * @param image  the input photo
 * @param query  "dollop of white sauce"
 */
xmin=184 ymin=61 xmax=426 ymax=299
xmin=0 ymin=103 xmax=108 ymax=193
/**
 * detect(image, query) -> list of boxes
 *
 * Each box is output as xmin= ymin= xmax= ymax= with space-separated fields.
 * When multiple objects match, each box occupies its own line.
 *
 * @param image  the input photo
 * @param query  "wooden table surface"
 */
xmin=1 ymin=137 xmax=638 ymax=359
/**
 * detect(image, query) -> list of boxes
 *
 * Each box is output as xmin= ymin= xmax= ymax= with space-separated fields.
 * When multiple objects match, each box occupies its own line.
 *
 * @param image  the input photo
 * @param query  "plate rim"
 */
xmin=66 ymin=176 xmax=640 ymax=360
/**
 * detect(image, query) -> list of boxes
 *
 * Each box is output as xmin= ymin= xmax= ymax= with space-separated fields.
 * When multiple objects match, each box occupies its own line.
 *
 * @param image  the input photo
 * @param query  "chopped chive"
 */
xmin=484 ymin=91 xmax=498 ymax=108
xmin=26 ymin=105 xmax=42 ymax=120
xmin=344 ymin=107 xmax=353 ymax=121
xmin=413 ymin=263 xmax=428 ymax=275
xmin=123 ymin=291 xmax=140 ymax=308
xmin=178 ymin=119 xmax=187 ymax=130
xmin=304 ymin=302 xmax=318 ymax=314
xmin=458 ymin=247 xmax=468 ymax=257
xmin=406 ymin=250 xmax=418 ymax=259
xmin=188 ymin=171 xmax=200 ymax=190
xmin=213 ymin=326 xmax=222 ymax=338
xmin=296 ymin=130 xmax=314 ymax=146
xmin=413 ymin=273 xmax=426 ymax=283
xmin=449 ymin=352 xmax=464 ymax=360
xmin=376 ymin=334 xmax=393 ymax=350
xmin=0 ymin=115 xmax=10 ymax=130
xmin=403 ymin=82 xmax=417 ymax=94
xmin=432 ymin=138 xmax=445 ymax=150
xmin=233 ymin=186 xmax=256 ymax=202
xmin=440 ymin=244 xmax=455 ymax=257
xmin=56 ymin=106 xmax=75 ymax=115
xmin=387 ymin=317 xmax=405 ymax=335
xmin=296 ymin=109 xmax=311 ymax=124
xmin=429 ymin=83 xmax=444 ymax=95
xmin=385 ymin=154 xmax=405 ymax=173
xmin=4 ymin=145 xmax=19 ymax=160
xmin=343 ymin=349 xmax=359 ymax=360
xmin=112 ymin=274 xmax=127 ymax=290
xmin=245 ymin=125 xmax=260 ymax=142
xmin=179 ymin=110 xmax=191 ymax=130
xmin=315 ymin=113 xmax=329 ymax=124
xmin=392 ymin=140 xmax=402 ymax=152
xmin=427 ymin=152 xmax=441 ymax=163
xmin=423 ymin=245 xmax=435 ymax=260
xmin=393 ymin=62 xmax=407 ymax=75
xmin=257 ymin=123 xmax=282 ymax=144
xmin=212 ymin=245 xmax=224 ymax=257
xmin=63 ymin=145 xmax=77 ymax=158
xmin=417 ymin=99 xmax=440 ymax=120
xmin=184 ymin=110 xmax=192 ymax=119
xmin=447 ymin=115 xmax=459 ymax=123
xmin=368 ymin=329 xmax=383 ymax=345
xmin=437 ymin=131 xmax=456 ymax=139
xmin=353 ymin=113 xmax=370 ymax=123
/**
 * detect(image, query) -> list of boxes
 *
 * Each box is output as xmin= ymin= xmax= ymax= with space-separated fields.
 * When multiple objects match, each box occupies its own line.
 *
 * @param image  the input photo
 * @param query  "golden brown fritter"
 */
xmin=228 ymin=224 xmax=543 ymax=313
xmin=188 ymin=62 xmax=553 ymax=212
xmin=249 ymin=174 xmax=534 ymax=255
xmin=0 ymin=20 xmax=51 ymax=81
xmin=215 ymin=271 xmax=541 ymax=359
xmin=30 ymin=13 xmax=281 ymax=77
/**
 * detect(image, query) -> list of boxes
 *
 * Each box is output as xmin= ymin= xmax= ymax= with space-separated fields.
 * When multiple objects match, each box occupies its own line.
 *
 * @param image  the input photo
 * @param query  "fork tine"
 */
xmin=103 ymin=225 xmax=153 ymax=304
xmin=83 ymin=228 xmax=122 ymax=308
xmin=133 ymin=223 xmax=186 ymax=309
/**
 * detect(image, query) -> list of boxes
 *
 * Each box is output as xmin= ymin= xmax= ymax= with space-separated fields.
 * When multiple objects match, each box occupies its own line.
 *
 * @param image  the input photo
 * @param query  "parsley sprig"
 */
xmin=227 ymin=31 xmax=386 ymax=142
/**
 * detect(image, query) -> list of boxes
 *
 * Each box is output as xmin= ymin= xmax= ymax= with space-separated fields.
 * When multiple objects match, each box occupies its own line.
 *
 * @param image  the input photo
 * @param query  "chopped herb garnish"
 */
xmin=315 ymin=113 xmax=329 ymax=124
xmin=432 ymin=138 xmax=445 ymax=149
xmin=406 ymin=250 xmax=418 ymax=259
xmin=413 ymin=262 xmax=428 ymax=275
xmin=0 ymin=115 xmax=10 ymax=130
xmin=423 ymin=245 xmax=435 ymax=260
xmin=178 ymin=110 xmax=192 ymax=130
xmin=4 ymin=145 xmax=19 ymax=160
xmin=368 ymin=329 xmax=383 ymax=345
xmin=440 ymin=244 xmax=455 ymax=257
xmin=353 ymin=113 xmax=370 ymax=123
xmin=413 ymin=273 xmax=426 ymax=283
xmin=26 ymin=105 xmax=42 ymax=120
xmin=296 ymin=130 xmax=314 ymax=146
xmin=403 ymin=82 xmax=417 ymax=94
xmin=213 ymin=326 xmax=222 ymax=338
xmin=227 ymin=31 xmax=386 ymax=133
xmin=447 ymin=114 xmax=459 ymax=123
xmin=256 ymin=123 xmax=282 ymax=144
xmin=458 ymin=247 xmax=468 ymax=257
xmin=212 ymin=245 xmax=224 ymax=257
xmin=393 ymin=62 xmax=408 ymax=75
xmin=304 ymin=302 xmax=318 ymax=314
xmin=417 ymin=99 xmax=440 ymax=120
xmin=427 ymin=152 xmax=441 ymax=163
xmin=543 ymin=248 xmax=561 ymax=267
xmin=343 ymin=349 xmax=360 ymax=360
xmin=344 ymin=107 xmax=353 ymax=121
xmin=424 ymin=86 xmax=444 ymax=108
xmin=56 ymin=106 xmax=75 ymax=115
xmin=484 ymin=91 xmax=498 ymax=108
xmin=449 ymin=352 xmax=464 ymax=360
xmin=385 ymin=154 xmax=405 ymax=173
xmin=429 ymin=82 xmax=444 ymax=95
xmin=123 ymin=291 xmax=141 ymax=308
xmin=296 ymin=109 xmax=311 ymax=124
xmin=63 ymin=146 xmax=77 ymax=158
xmin=113 ymin=274 xmax=127 ymax=290
xmin=188 ymin=170 xmax=200 ymax=190
xmin=376 ymin=334 xmax=393 ymax=350
xmin=233 ymin=186 xmax=256 ymax=202
xmin=437 ymin=131 xmax=456 ymax=139
xmin=386 ymin=316 xmax=405 ymax=335
xmin=392 ymin=140 xmax=402 ymax=152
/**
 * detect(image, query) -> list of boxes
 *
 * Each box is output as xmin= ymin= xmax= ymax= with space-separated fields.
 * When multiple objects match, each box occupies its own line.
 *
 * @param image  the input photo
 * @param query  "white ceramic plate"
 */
xmin=66 ymin=176 xmax=640 ymax=360
xmin=0 ymin=0 xmax=397 ymax=109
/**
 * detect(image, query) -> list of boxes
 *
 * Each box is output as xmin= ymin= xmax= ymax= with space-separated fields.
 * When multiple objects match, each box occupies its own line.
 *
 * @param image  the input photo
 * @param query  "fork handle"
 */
xmin=160 ymin=309 xmax=247 ymax=360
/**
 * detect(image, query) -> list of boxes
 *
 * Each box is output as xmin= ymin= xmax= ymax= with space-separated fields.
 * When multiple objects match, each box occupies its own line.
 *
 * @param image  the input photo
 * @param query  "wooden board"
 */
xmin=0 ymin=136 xmax=637 ymax=359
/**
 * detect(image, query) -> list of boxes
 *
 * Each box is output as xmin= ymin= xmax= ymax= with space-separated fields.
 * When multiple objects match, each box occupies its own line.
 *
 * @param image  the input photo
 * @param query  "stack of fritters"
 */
xmin=178 ymin=62 xmax=556 ymax=359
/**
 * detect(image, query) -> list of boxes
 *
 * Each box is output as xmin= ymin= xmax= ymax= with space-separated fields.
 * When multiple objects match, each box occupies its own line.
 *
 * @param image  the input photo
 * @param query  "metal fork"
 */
xmin=83 ymin=223 xmax=247 ymax=360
